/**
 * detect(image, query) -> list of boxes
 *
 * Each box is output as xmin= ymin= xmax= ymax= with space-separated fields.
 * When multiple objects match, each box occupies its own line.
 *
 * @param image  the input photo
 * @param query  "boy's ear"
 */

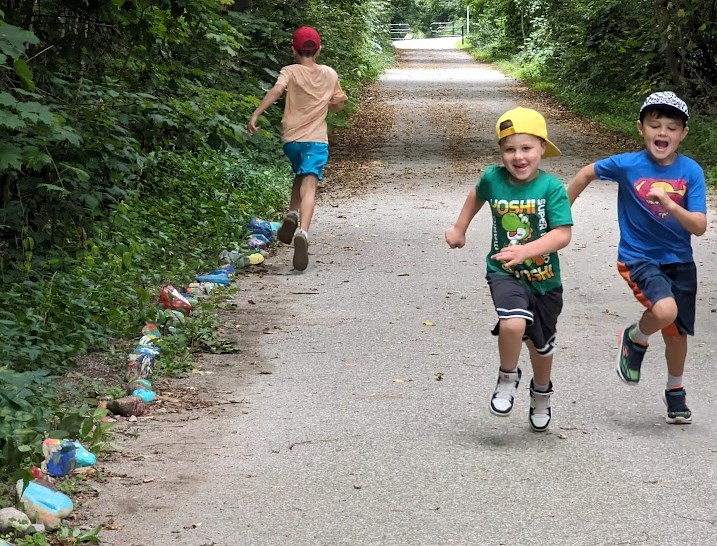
xmin=636 ymin=120 xmax=644 ymax=136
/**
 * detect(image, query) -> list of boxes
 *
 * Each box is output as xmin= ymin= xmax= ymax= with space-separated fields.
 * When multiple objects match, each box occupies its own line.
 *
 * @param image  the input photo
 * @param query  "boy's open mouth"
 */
xmin=655 ymin=139 xmax=669 ymax=150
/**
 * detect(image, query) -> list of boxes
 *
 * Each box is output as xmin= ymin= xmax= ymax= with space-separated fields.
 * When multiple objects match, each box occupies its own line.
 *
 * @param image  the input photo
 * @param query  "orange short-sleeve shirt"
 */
xmin=276 ymin=64 xmax=346 ymax=143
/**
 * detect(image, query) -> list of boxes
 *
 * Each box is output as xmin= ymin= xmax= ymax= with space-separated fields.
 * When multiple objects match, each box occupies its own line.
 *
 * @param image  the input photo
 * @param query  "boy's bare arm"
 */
xmin=567 ymin=164 xmax=597 ymax=205
xmin=247 ymin=84 xmax=285 ymax=134
xmin=646 ymin=187 xmax=707 ymax=236
xmin=445 ymin=188 xmax=484 ymax=248
xmin=328 ymin=98 xmax=346 ymax=113
xmin=492 ymin=225 xmax=572 ymax=267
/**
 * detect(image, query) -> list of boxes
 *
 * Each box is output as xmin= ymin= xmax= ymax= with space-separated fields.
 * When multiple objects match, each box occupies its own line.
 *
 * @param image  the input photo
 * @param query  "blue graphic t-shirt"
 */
xmin=594 ymin=150 xmax=706 ymax=265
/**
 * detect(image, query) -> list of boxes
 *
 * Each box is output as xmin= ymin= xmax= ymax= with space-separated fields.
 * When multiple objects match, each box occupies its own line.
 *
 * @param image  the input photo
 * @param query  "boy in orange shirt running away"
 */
xmin=247 ymin=26 xmax=347 ymax=271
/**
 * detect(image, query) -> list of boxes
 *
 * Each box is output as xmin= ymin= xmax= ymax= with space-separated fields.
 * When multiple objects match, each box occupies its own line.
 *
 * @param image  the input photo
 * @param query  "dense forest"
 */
xmin=1 ymin=0 xmax=715 ymax=538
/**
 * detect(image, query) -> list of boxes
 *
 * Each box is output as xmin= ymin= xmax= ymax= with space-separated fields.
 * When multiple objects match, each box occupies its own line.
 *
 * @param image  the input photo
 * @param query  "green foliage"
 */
xmin=387 ymin=0 xmax=466 ymax=33
xmin=55 ymin=524 xmax=102 ymax=544
xmin=0 ymin=149 xmax=290 ymax=373
xmin=0 ymin=0 xmax=394 ymax=507
xmin=465 ymin=0 xmax=716 ymax=179
xmin=0 ymin=366 xmax=112 ymax=477
xmin=12 ymin=534 xmax=49 ymax=546
xmin=0 ymin=368 xmax=57 ymax=472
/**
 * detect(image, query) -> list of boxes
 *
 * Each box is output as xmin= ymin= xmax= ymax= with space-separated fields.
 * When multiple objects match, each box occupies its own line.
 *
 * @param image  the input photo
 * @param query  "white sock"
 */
xmin=629 ymin=323 xmax=650 ymax=345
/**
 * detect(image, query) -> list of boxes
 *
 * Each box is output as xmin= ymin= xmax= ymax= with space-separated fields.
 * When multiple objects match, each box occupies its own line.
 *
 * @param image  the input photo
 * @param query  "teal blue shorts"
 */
xmin=283 ymin=141 xmax=329 ymax=180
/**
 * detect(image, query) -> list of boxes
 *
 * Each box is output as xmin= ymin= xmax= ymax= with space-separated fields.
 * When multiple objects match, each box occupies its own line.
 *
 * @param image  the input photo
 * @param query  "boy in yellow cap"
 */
xmin=247 ymin=26 xmax=347 ymax=271
xmin=445 ymin=107 xmax=572 ymax=431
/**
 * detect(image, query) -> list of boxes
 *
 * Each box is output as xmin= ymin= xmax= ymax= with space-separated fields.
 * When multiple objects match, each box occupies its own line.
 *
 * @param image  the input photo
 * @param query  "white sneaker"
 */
xmin=529 ymin=380 xmax=553 ymax=432
xmin=489 ymin=368 xmax=521 ymax=416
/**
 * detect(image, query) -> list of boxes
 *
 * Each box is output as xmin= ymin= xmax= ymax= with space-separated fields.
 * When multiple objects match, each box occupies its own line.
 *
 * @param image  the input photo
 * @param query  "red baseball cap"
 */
xmin=292 ymin=26 xmax=321 ymax=53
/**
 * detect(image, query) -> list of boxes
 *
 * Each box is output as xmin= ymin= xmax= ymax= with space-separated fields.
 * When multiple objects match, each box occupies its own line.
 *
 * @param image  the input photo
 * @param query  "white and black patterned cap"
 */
xmin=640 ymin=91 xmax=689 ymax=119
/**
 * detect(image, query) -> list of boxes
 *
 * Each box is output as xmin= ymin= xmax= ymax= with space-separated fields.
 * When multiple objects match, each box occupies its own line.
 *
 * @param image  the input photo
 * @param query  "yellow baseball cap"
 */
xmin=496 ymin=107 xmax=561 ymax=158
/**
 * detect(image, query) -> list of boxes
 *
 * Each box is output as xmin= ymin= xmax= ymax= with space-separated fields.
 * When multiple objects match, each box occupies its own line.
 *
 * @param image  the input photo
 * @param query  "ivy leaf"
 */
xmin=13 ymin=58 xmax=35 ymax=91
xmin=15 ymin=101 xmax=56 ymax=125
xmin=0 ymin=110 xmax=25 ymax=130
xmin=0 ymin=143 xmax=23 ymax=170
xmin=38 ymin=183 xmax=70 ymax=195
xmin=54 ymin=126 xmax=81 ymax=146
xmin=21 ymin=146 xmax=52 ymax=169
xmin=0 ymin=91 xmax=16 ymax=107
xmin=60 ymin=163 xmax=90 ymax=182
xmin=0 ymin=22 xmax=40 ymax=59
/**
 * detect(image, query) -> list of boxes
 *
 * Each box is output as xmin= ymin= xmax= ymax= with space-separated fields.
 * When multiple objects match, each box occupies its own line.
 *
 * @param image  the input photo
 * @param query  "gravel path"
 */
xmin=83 ymin=38 xmax=717 ymax=546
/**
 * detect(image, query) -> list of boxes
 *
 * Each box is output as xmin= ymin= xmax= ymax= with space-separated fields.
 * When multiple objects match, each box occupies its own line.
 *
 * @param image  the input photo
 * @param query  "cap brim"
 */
xmin=542 ymin=139 xmax=561 ymax=158
xmin=640 ymin=103 xmax=688 ymax=120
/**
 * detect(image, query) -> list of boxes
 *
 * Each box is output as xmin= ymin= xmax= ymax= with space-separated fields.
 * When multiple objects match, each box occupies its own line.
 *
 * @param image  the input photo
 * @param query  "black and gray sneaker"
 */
xmin=529 ymin=380 xmax=553 ymax=432
xmin=278 ymin=211 xmax=299 ymax=245
xmin=489 ymin=368 xmax=522 ymax=416
xmin=292 ymin=230 xmax=309 ymax=271
xmin=616 ymin=324 xmax=648 ymax=385
xmin=663 ymin=388 xmax=692 ymax=424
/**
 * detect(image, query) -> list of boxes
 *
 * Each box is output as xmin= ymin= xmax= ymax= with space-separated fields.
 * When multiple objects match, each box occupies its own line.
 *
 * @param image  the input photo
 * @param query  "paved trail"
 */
xmin=88 ymin=38 xmax=717 ymax=546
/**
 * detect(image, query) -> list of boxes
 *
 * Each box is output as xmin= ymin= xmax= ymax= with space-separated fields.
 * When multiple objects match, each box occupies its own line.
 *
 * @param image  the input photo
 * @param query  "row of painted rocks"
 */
xmin=0 ymin=438 xmax=98 ymax=538
xmin=0 ymin=219 xmax=277 ymax=544
xmin=108 ymin=218 xmax=278 ymax=419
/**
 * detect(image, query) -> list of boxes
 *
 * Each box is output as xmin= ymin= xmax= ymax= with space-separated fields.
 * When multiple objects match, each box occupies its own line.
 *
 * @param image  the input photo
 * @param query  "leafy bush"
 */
xmin=0 ymin=149 xmax=290 ymax=372
xmin=0 ymin=368 xmax=56 ymax=472
xmin=0 ymin=0 xmax=394 ymax=502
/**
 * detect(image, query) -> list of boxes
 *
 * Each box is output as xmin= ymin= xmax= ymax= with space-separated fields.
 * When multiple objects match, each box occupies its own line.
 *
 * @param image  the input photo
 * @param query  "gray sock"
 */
xmin=532 ymin=381 xmax=550 ymax=393
xmin=667 ymin=374 xmax=683 ymax=390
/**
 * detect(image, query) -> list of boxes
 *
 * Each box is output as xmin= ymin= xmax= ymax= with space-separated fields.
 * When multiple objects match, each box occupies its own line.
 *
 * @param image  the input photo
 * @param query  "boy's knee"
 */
xmin=500 ymin=317 xmax=527 ymax=336
xmin=651 ymin=297 xmax=678 ymax=323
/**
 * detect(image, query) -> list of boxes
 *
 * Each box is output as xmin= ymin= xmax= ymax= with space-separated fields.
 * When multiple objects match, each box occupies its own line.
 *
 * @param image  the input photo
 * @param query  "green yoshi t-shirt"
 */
xmin=476 ymin=166 xmax=573 ymax=294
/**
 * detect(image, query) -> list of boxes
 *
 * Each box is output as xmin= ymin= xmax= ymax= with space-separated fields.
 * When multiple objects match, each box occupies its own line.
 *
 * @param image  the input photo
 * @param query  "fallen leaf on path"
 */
xmin=423 ymin=321 xmax=434 ymax=326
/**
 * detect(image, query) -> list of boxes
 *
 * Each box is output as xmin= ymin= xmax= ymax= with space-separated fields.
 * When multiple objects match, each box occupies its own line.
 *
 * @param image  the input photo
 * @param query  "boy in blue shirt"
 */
xmin=568 ymin=91 xmax=707 ymax=424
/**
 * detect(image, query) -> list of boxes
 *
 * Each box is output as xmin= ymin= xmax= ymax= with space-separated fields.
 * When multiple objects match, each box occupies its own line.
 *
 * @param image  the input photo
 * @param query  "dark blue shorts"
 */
xmin=282 ymin=141 xmax=329 ymax=180
xmin=617 ymin=261 xmax=697 ymax=336
xmin=486 ymin=273 xmax=563 ymax=356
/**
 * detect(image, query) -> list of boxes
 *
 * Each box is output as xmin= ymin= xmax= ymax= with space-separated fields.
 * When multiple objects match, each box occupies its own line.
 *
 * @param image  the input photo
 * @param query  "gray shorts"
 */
xmin=486 ymin=273 xmax=563 ymax=356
